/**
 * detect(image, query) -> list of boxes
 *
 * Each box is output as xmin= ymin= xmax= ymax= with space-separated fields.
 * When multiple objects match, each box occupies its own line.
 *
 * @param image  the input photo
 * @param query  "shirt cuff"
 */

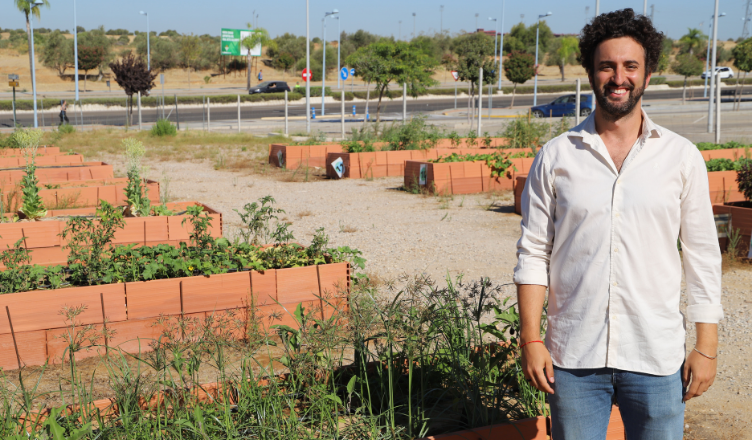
xmin=513 ymin=270 xmax=549 ymax=287
xmin=686 ymin=304 xmax=724 ymax=323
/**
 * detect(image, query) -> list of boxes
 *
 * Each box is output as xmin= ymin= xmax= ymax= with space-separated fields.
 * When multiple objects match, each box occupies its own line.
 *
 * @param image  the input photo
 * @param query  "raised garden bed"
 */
xmin=0 ymin=153 xmax=83 ymax=169
xmin=708 ymin=170 xmax=746 ymax=203
xmin=515 ymin=175 xmax=528 ymax=215
xmin=326 ymin=149 xmax=496 ymax=180
xmin=701 ymin=147 xmax=749 ymax=161
xmin=0 ymin=201 xmax=221 ymax=267
xmin=713 ymin=202 xmax=752 ymax=258
xmin=0 ymin=145 xmax=59 ymax=156
xmin=0 ymin=262 xmax=351 ymax=369
xmin=404 ymin=157 xmax=533 ymax=195
xmin=0 ymin=162 xmax=113 ymax=185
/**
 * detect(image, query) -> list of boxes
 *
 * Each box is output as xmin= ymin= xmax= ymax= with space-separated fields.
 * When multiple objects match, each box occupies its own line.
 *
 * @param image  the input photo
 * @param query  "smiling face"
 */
xmin=589 ymin=36 xmax=651 ymax=121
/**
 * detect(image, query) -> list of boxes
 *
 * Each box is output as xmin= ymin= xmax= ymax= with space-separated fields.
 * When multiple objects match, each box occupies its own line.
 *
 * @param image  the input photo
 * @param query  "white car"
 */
xmin=701 ymin=66 xmax=735 ymax=79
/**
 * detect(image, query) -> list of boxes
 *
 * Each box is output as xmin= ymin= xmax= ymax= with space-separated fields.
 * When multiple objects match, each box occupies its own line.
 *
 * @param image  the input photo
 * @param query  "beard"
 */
xmin=593 ymin=76 xmax=646 ymax=121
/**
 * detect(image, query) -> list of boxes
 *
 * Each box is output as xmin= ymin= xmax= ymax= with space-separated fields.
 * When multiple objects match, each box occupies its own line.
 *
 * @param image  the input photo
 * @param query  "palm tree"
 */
xmin=241 ymin=26 xmax=276 ymax=90
xmin=15 ymin=0 xmax=51 ymax=91
xmin=679 ymin=28 xmax=706 ymax=56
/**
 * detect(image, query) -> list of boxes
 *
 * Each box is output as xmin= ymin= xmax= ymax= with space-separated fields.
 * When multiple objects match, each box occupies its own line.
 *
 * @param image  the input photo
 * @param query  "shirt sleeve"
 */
xmin=679 ymin=147 xmax=724 ymax=323
xmin=514 ymin=146 xmax=556 ymax=286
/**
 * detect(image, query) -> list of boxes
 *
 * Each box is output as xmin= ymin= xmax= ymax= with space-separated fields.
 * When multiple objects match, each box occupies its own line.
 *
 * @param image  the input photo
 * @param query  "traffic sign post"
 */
xmin=302 ymin=68 xmax=312 ymax=82
xmin=340 ymin=67 xmax=349 ymax=81
xmin=8 ymin=74 xmax=18 ymax=126
xmin=451 ymin=70 xmax=459 ymax=109
xmin=350 ymin=68 xmax=355 ymax=93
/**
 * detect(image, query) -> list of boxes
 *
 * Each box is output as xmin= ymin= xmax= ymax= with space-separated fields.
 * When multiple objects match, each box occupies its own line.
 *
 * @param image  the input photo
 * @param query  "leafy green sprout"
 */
xmin=16 ymin=128 xmax=47 ymax=220
xmin=123 ymin=137 xmax=151 ymax=217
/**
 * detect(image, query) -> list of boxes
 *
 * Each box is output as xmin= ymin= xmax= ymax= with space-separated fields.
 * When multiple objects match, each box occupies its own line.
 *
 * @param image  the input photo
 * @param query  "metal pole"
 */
xmin=715 ymin=72 xmax=721 ymax=143
xmin=322 ymin=18 xmax=327 ymax=116
xmin=284 ymin=90 xmax=289 ymax=135
xmin=533 ymin=21 xmax=540 ymax=107
xmin=125 ymin=96 xmax=129 ymax=128
xmin=595 ymin=0 xmax=600 ymax=16
xmin=12 ymin=88 xmax=17 ymax=126
xmin=78 ymin=101 xmax=83 ymax=131
xmin=74 ymin=0 xmax=79 ymax=102
xmin=708 ymin=0 xmax=720 ymax=133
xmin=137 ymin=91 xmax=142 ymax=130
xmin=237 ymin=95 xmax=241 ymax=133
xmin=40 ymin=98 xmax=44 ymax=127
xmin=174 ymin=94 xmax=180 ymax=130
xmin=341 ymin=89 xmax=345 ymax=138
xmin=306 ymin=0 xmax=311 ymax=134
xmin=440 ymin=5 xmax=444 ymax=34
xmin=207 ymin=97 xmax=211 ymax=132
xmin=402 ymin=82 xmax=407 ymax=123
xmin=643 ymin=0 xmax=647 ymax=15
xmin=30 ymin=12 xmax=39 ymax=128
xmin=202 ymin=96 xmax=206 ymax=131
xmin=146 ymin=14 xmax=151 ymax=71
xmin=499 ymin=0 xmax=505 ymax=90
xmin=454 ymin=82 xmax=457 ymax=109
xmin=337 ymin=17 xmax=341 ymax=89
xmin=478 ymin=67 xmax=483 ymax=133
xmin=704 ymin=23 xmax=711 ymax=98
xmin=488 ymin=84 xmax=492 ymax=119
xmin=575 ymin=78 xmax=581 ymax=125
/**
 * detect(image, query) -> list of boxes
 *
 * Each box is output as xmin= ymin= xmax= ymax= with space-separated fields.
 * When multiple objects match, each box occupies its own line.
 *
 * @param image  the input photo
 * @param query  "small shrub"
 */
xmin=204 ymin=75 xmax=212 ymax=84
xmin=123 ymin=138 xmax=151 ymax=217
xmin=150 ymin=118 xmax=177 ymax=137
xmin=58 ymin=123 xmax=76 ymax=134
xmin=737 ymin=159 xmax=752 ymax=202
xmin=16 ymin=128 xmax=47 ymax=220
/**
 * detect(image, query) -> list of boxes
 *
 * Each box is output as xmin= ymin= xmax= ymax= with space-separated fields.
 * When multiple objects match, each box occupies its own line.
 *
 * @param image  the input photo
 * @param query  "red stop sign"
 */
xmin=302 ymin=68 xmax=311 ymax=82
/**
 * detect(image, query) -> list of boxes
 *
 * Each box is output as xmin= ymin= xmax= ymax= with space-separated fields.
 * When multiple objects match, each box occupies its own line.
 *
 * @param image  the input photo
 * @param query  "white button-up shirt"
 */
xmin=514 ymin=110 xmax=723 ymax=376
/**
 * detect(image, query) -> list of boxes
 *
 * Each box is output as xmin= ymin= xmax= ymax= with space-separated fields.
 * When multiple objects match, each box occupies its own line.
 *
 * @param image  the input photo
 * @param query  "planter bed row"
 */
xmin=701 ymin=147 xmax=750 ymax=161
xmin=404 ymin=158 xmax=533 ymax=195
xmin=0 ymin=162 xmax=113 ymax=185
xmin=35 ymin=178 xmax=161 ymax=210
xmin=269 ymin=139 xmax=513 ymax=170
xmin=0 ymin=202 xmax=221 ymax=267
xmin=0 ymin=262 xmax=351 ymax=369
xmin=0 ymin=153 xmax=83 ymax=169
xmin=713 ymin=203 xmax=752 ymax=258
xmin=0 ymin=146 xmax=59 ymax=156
xmin=326 ymin=149 xmax=497 ymax=180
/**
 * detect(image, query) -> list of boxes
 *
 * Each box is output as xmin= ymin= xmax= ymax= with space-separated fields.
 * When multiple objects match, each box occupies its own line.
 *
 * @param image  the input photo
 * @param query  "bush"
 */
xmin=651 ymin=76 xmax=667 ymax=85
xmin=738 ymin=160 xmax=752 ymax=202
xmin=150 ymin=118 xmax=177 ymax=137
xmin=706 ymin=157 xmax=752 ymax=172
xmin=696 ymin=141 xmax=750 ymax=150
xmin=58 ymin=123 xmax=76 ymax=134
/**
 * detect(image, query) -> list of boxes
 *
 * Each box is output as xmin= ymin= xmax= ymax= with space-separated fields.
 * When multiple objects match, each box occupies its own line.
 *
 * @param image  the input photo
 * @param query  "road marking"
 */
xmin=692 ymin=115 xmax=707 ymax=124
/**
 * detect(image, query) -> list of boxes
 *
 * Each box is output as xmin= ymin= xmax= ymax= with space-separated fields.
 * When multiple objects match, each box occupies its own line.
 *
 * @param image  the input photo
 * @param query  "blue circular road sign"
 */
xmin=340 ymin=67 xmax=349 ymax=80
xmin=350 ymin=68 xmax=355 ymax=76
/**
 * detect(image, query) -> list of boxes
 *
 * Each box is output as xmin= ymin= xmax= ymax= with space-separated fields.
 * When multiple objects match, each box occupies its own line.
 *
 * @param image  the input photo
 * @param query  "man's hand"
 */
xmin=521 ymin=341 xmax=555 ymax=394
xmin=683 ymin=323 xmax=718 ymax=402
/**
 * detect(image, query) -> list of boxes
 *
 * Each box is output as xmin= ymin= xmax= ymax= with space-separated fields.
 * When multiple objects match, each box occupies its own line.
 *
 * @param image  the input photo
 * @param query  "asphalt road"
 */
xmin=4 ymin=88 xmax=751 ymax=129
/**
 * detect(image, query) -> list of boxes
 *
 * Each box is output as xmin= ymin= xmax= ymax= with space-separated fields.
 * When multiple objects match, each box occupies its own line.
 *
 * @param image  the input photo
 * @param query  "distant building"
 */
xmin=475 ymin=28 xmax=499 ymax=37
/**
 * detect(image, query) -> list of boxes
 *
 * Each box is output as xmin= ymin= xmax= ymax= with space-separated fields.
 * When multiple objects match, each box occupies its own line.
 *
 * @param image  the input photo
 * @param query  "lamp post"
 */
xmin=708 ymin=0 xmax=720 ymax=133
xmin=73 ymin=0 xmax=79 ymax=101
xmin=489 ymin=17 xmax=498 ymax=93
xmin=475 ymin=13 xmax=479 ymax=31
xmin=499 ymin=0 xmax=505 ymax=90
xmin=704 ymin=13 xmax=726 ymax=98
xmin=440 ymin=5 xmax=444 ymax=34
xmin=30 ymin=0 xmax=44 ymax=128
xmin=533 ymin=12 xmax=552 ymax=106
xmin=305 ymin=0 xmax=310 ymax=133
xmin=322 ymin=9 xmax=338 ymax=116
xmin=139 ymin=11 xmax=150 ymax=70
xmin=398 ymin=21 xmax=402 ymax=40
xmin=335 ymin=15 xmax=341 ymax=89
xmin=412 ymin=12 xmax=416 ymax=39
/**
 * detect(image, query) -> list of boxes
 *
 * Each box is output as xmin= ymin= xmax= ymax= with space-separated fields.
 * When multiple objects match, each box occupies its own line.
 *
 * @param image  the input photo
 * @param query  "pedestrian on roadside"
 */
xmin=258 ymin=70 xmax=263 ymax=82
xmin=59 ymin=100 xmax=70 ymax=125
xmin=515 ymin=8 xmax=722 ymax=439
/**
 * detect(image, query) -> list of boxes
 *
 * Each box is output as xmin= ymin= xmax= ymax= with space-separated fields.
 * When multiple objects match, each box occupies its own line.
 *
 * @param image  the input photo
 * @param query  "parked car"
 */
xmin=531 ymin=93 xmax=595 ymax=118
xmin=249 ymin=81 xmax=291 ymax=94
xmin=701 ymin=66 xmax=734 ymax=80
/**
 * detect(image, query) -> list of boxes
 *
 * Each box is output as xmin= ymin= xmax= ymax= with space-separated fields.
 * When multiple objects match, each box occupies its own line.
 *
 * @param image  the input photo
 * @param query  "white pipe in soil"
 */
xmin=716 ymin=73 xmax=721 ymax=143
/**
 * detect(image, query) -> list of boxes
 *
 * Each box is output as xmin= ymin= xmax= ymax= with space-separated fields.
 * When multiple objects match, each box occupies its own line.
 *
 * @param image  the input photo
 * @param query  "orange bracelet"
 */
xmin=519 ymin=340 xmax=544 ymax=350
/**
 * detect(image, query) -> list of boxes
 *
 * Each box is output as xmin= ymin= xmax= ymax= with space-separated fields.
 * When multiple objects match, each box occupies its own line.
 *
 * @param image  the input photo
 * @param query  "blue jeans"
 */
xmin=549 ymin=366 xmax=685 ymax=440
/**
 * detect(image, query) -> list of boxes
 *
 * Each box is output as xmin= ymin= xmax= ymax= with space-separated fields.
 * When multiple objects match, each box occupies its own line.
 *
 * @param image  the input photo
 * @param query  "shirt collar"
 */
xmin=568 ymin=107 xmax=663 ymax=147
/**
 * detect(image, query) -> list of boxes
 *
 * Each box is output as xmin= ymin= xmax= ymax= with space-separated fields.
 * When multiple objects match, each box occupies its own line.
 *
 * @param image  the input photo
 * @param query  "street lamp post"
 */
xmin=305 ymin=0 xmax=310 ymax=133
xmin=335 ymin=15 xmax=341 ymax=89
xmin=533 ymin=12 xmax=552 ymax=106
xmin=704 ymin=13 xmax=726 ymax=98
xmin=74 ymin=0 xmax=79 ymax=101
xmin=398 ymin=21 xmax=402 ymax=40
xmin=475 ymin=13 xmax=479 ymax=31
xmin=708 ymin=0 xmax=720 ymax=133
xmin=30 ymin=0 xmax=44 ymax=128
xmin=139 ymin=11 xmax=150 ymax=70
xmin=412 ymin=13 xmax=416 ymax=39
xmin=499 ymin=0 xmax=505 ymax=90
xmin=322 ymin=9 xmax=339 ymax=116
xmin=489 ymin=17 xmax=498 ymax=93
xmin=440 ymin=5 xmax=444 ymax=34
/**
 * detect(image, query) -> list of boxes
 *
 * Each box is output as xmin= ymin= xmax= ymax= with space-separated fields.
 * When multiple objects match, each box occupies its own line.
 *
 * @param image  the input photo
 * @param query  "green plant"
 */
xmin=150 ymin=118 xmax=177 ymax=136
xmin=447 ymin=131 xmax=461 ymax=147
xmin=502 ymin=116 xmax=546 ymax=150
xmin=122 ymin=138 xmax=151 ymax=217
xmin=432 ymin=152 xmax=517 ymax=178
xmin=726 ymin=226 xmax=743 ymax=259
xmin=233 ymin=196 xmax=287 ymax=245
xmin=61 ymin=200 xmax=125 ymax=285
xmin=182 ymin=204 xmax=216 ymax=251
xmin=15 ymin=128 xmax=47 ymax=220
xmin=203 ymin=75 xmax=212 ymax=84
xmin=737 ymin=158 xmax=752 ymax=202
xmin=58 ymin=123 xmax=76 ymax=134
xmin=706 ymin=157 xmax=752 ymax=172
xmin=151 ymin=204 xmax=175 ymax=216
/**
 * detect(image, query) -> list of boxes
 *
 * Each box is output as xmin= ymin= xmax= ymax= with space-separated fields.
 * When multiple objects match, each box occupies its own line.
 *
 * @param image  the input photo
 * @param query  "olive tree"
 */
xmin=671 ymin=53 xmax=703 ymax=104
xmin=450 ymin=32 xmax=498 ymax=122
xmin=503 ymin=51 xmax=535 ymax=108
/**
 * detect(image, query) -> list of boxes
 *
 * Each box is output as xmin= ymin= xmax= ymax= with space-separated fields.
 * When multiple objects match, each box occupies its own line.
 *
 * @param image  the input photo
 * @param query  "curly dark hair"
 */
xmin=579 ymin=8 xmax=664 ymax=74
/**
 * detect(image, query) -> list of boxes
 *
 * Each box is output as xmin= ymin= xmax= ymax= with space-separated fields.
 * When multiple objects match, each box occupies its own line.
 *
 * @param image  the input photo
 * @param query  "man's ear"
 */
xmin=644 ymin=70 xmax=652 ymax=88
xmin=587 ymin=70 xmax=594 ymax=89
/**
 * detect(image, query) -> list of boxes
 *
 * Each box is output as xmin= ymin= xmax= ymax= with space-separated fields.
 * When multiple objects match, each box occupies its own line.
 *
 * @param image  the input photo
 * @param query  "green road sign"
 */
xmin=221 ymin=28 xmax=261 ymax=56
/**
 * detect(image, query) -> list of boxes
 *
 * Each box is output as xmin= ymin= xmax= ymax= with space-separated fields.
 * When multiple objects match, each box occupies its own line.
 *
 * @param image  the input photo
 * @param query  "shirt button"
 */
xmin=614 ymin=248 xmax=619 ymax=253
xmin=612 ymin=282 xmax=618 ymax=287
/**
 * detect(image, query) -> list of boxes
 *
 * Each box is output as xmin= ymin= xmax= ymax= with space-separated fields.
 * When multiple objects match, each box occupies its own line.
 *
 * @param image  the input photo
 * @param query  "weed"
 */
xmin=297 ymin=209 xmax=314 ymax=218
xmin=58 ymin=123 xmax=76 ymax=134
xmin=438 ymin=193 xmax=453 ymax=209
xmin=150 ymin=118 xmax=177 ymax=137
xmin=16 ymin=128 xmax=47 ymax=220
xmin=459 ymin=196 xmax=465 ymax=208
xmin=213 ymin=151 xmax=226 ymax=170
xmin=50 ymin=192 xmax=82 ymax=210
xmin=338 ymin=221 xmax=358 ymax=233
xmin=726 ymin=226 xmax=743 ymax=260
xmin=123 ymin=138 xmax=151 ymax=217
xmin=233 ymin=196 xmax=287 ymax=245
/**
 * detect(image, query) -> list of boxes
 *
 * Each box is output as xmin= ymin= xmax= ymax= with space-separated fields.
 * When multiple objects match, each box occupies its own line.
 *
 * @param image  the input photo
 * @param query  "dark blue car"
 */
xmin=531 ymin=94 xmax=595 ymax=118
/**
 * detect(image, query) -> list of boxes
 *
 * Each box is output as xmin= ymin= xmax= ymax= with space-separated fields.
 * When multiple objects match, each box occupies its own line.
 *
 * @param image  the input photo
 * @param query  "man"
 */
xmin=59 ymin=100 xmax=70 ymax=125
xmin=514 ymin=9 xmax=722 ymax=439
xmin=258 ymin=69 xmax=263 ymax=82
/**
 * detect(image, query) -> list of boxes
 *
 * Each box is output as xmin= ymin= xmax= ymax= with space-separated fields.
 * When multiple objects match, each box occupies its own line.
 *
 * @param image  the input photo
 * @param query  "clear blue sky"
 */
xmin=2 ymin=0 xmax=749 ymax=42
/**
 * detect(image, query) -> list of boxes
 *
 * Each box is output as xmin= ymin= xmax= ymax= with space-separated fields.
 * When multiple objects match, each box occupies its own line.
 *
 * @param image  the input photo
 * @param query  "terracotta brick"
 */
xmin=0 ymin=330 xmax=48 ymax=371
xmin=125 ymin=278 xmax=182 ymax=319
xmin=276 ymin=266 xmax=320 ymax=304
xmin=251 ymin=269 xmax=278 ymax=303
xmin=181 ymin=272 xmax=253 ymax=314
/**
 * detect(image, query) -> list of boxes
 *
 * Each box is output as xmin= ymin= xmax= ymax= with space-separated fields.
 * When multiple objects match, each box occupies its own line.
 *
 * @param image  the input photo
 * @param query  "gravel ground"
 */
xmin=107 ymin=155 xmax=752 ymax=437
